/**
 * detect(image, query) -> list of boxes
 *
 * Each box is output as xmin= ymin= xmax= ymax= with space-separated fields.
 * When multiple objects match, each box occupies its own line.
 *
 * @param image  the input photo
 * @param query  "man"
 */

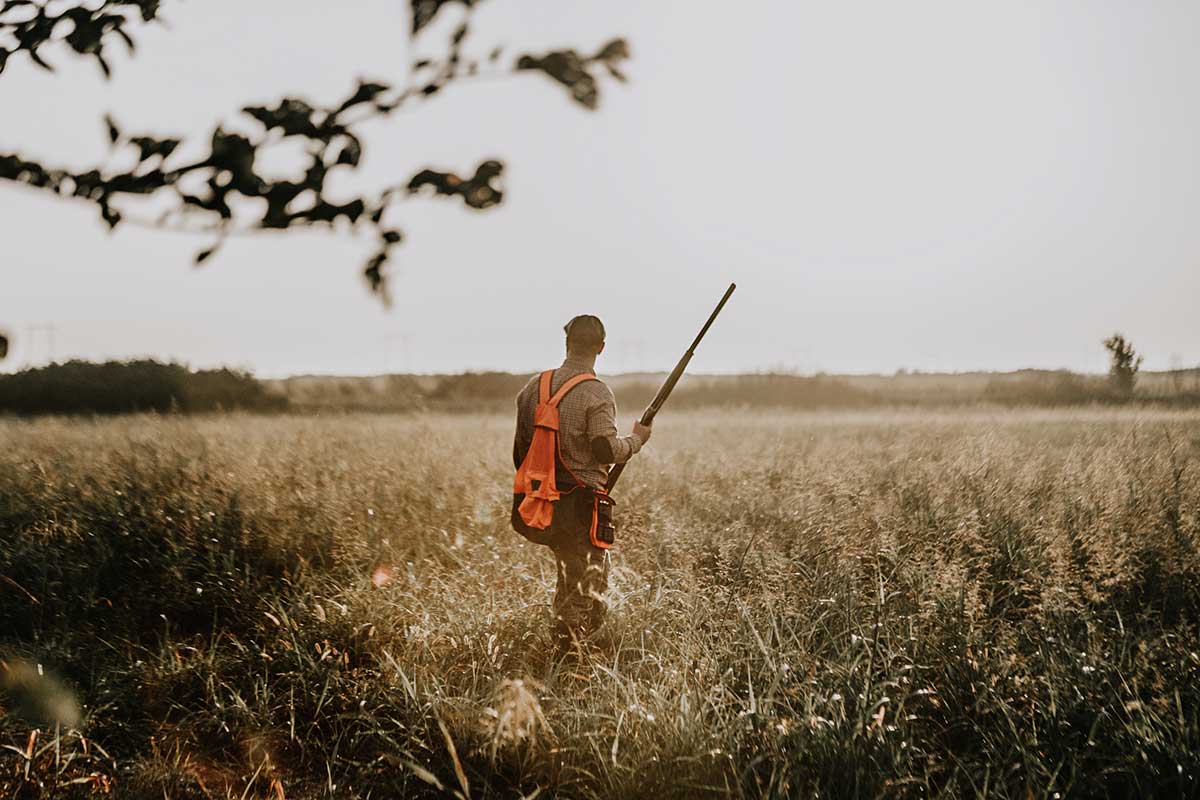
xmin=512 ymin=314 xmax=651 ymax=655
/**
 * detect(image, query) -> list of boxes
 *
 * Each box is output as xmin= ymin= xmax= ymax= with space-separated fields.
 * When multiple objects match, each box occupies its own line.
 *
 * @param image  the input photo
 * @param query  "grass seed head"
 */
xmin=481 ymin=677 xmax=551 ymax=759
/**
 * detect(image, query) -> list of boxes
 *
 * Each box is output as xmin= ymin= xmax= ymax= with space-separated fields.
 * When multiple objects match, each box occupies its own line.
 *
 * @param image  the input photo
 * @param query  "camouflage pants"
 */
xmin=549 ymin=491 xmax=609 ymax=651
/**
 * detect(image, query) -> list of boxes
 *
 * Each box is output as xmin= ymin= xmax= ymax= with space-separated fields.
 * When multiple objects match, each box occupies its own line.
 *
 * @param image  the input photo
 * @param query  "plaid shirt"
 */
xmin=513 ymin=355 xmax=643 ymax=490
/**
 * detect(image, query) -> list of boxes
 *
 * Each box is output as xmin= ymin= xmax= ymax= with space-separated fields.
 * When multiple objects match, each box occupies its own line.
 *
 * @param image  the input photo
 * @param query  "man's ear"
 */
xmin=596 ymin=341 xmax=605 ymax=356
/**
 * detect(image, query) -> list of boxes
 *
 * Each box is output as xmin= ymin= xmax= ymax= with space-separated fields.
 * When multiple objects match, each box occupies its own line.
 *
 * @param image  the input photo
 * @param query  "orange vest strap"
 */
xmin=549 ymin=372 xmax=596 ymax=406
xmin=536 ymin=368 xmax=597 ymax=407
xmin=537 ymin=370 xmax=553 ymax=404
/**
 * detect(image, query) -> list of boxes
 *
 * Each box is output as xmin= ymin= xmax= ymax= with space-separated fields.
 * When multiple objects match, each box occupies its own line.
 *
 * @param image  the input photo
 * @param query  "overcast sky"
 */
xmin=3 ymin=1 xmax=1198 ymax=377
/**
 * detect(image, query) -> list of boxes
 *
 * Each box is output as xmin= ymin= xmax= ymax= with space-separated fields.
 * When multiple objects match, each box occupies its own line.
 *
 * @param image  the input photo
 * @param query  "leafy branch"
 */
xmin=0 ymin=1 xmax=630 ymax=302
xmin=0 ymin=0 xmax=161 ymax=77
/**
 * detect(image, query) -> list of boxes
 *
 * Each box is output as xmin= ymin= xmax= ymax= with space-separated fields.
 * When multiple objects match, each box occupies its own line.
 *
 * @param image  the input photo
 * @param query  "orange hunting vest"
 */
xmin=513 ymin=369 xmax=596 ymax=530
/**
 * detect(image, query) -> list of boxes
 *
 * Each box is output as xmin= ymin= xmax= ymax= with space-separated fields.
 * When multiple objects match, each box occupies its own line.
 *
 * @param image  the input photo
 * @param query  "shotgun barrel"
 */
xmin=605 ymin=282 xmax=736 ymax=492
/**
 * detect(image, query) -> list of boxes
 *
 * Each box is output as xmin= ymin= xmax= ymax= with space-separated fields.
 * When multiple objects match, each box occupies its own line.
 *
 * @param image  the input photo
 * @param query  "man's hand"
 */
xmin=633 ymin=420 xmax=652 ymax=444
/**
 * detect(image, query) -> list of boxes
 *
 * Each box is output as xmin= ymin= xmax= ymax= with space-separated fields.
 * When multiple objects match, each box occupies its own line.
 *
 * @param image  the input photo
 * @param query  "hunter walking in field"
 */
xmin=512 ymin=314 xmax=651 ymax=656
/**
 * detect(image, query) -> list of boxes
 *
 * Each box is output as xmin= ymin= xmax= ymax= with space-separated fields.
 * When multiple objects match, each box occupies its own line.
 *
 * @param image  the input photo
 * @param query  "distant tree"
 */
xmin=1103 ymin=333 xmax=1143 ymax=398
xmin=0 ymin=359 xmax=286 ymax=414
xmin=0 ymin=1 xmax=629 ymax=302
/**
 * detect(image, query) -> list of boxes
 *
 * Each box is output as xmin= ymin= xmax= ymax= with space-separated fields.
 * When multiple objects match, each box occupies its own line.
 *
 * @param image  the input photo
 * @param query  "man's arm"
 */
xmin=586 ymin=384 xmax=646 ymax=465
xmin=513 ymin=378 xmax=537 ymax=469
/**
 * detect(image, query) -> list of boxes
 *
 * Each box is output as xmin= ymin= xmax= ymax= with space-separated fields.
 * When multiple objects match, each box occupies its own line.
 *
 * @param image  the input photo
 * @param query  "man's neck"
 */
xmin=562 ymin=352 xmax=597 ymax=372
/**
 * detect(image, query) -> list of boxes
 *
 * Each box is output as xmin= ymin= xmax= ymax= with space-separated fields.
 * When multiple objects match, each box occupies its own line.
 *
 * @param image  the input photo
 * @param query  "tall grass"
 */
xmin=1 ymin=409 xmax=1198 ymax=798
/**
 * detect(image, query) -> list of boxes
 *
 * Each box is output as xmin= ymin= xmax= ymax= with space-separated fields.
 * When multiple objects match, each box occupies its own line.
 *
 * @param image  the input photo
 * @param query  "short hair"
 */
xmin=564 ymin=314 xmax=605 ymax=349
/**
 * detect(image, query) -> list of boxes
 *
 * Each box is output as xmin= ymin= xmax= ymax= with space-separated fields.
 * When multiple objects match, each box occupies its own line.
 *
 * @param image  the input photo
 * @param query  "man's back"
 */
xmin=510 ymin=313 xmax=650 ymax=656
xmin=513 ymin=355 xmax=643 ymax=490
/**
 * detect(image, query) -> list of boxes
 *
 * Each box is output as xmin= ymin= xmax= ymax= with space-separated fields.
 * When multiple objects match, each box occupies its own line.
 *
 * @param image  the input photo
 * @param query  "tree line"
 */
xmin=1 ymin=334 xmax=1194 ymax=416
xmin=0 ymin=360 xmax=285 ymax=414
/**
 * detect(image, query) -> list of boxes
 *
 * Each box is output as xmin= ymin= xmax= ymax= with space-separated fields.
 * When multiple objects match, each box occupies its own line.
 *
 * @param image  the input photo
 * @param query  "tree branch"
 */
xmin=0 ymin=0 xmax=631 ymax=303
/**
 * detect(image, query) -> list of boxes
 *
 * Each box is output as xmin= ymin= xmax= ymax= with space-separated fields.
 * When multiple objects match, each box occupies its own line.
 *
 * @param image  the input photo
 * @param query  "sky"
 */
xmin=3 ymin=1 xmax=1198 ymax=377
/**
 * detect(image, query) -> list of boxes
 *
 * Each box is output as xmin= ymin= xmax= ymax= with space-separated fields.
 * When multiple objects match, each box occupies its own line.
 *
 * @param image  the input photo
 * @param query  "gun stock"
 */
xmin=605 ymin=282 xmax=736 ymax=492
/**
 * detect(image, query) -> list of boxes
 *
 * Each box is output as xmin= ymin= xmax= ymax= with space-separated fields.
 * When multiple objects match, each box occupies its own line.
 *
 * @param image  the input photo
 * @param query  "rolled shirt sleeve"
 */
xmin=586 ymin=384 xmax=642 ymax=464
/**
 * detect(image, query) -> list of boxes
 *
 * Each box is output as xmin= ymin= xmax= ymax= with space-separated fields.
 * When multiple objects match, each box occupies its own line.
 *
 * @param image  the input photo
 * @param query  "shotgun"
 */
xmin=605 ymin=282 xmax=736 ymax=493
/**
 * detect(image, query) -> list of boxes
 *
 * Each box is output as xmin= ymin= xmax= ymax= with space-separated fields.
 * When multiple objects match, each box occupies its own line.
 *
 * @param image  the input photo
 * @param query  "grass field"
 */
xmin=2 ymin=409 xmax=1199 ymax=798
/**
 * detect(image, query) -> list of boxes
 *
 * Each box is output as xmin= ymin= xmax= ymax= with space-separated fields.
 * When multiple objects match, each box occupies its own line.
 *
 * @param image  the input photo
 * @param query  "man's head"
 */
xmin=564 ymin=314 xmax=605 ymax=357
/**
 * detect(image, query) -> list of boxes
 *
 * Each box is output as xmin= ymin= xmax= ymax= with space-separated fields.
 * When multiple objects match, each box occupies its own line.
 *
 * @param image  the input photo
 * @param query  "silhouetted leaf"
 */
xmin=130 ymin=136 xmax=178 ymax=162
xmin=242 ymin=106 xmax=273 ymax=127
xmin=515 ymin=39 xmax=630 ymax=109
xmin=104 ymin=114 xmax=120 ymax=144
xmin=517 ymin=51 xmax=594 ymax=109
xmin=411 ymin=0 xmax=478 ymax=35
xmin=100 ymin=201 xmax=121 ymax=229
xmin=335 ymin=138 xmax=362 ymax=167
xmin=208 ymin=129 xmax=256 ymax=180
xmin=594 ymin=38 xmax=629 ymax=62
xmin=336 ymin=80 xmax=390 ymax=113
xmin=29 ymin=47 xmax=53 ymax=71
xmin=241 ymin=98 xmax=320 ymax=138
xmin=194 ymin=241 xmax=221 ymax=266
xmin=1 ymin=1 xmax=161 ymax=80
xmin=363 ymin=249 xmax=391 ymax=304
xmin=408 ymin=160 xmax=502 ymax=209
xmin=115 ymin=25 xmax=135 ymax=52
